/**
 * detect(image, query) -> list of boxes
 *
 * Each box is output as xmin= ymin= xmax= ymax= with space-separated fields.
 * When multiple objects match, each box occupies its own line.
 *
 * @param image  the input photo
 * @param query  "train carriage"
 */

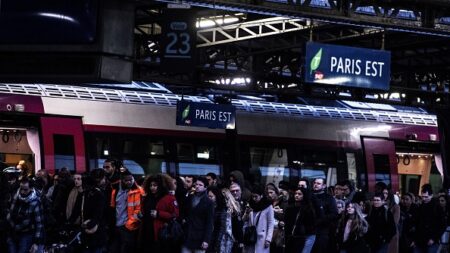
xmin=0 ymin=83 xmax=443 ymax=194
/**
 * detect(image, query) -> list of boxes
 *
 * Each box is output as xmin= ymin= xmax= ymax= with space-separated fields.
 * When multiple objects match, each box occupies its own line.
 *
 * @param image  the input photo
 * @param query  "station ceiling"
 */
xmin=134 ymin=0 xmax=450 ymax=108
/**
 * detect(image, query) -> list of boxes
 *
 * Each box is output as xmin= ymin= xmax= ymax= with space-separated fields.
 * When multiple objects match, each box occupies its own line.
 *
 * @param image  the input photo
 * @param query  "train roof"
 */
xmin=0 ymin=82 xmax=437 ymax=127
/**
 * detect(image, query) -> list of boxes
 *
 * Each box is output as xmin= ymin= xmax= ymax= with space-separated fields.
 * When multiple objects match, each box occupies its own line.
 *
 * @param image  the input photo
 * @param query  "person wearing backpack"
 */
xmin=366 ymin=192 xmax=397 ymax=253
xmin=243 ymin=184 xmax=274 ymax=253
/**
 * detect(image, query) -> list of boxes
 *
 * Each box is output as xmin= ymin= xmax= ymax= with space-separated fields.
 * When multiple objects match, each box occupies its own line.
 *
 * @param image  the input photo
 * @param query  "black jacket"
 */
xmin=413 ymin=199 xmax=446 ymax=246
xmin=312 ymin=191 xmax=338 ymax=234
xmin=366 ymin=206 xmax=396 ymax=250
xmin=285 ymin=204 xmax=316 ymax=237
xmin=80 ymin=187 xmax=106 ymax=248
xmin=183 ymin=191 xmax=215 ymax=250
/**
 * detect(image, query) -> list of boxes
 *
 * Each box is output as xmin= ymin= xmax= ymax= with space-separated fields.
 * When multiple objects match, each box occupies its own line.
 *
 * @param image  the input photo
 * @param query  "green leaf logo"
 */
xmin=182 ymin=105 xmax=190 ymax=120
xmin=310 ymin=48 xmax=322 ymax=74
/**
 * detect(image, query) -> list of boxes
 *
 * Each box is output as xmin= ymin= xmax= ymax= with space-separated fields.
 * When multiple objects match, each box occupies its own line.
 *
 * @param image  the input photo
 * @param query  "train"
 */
xmin=0 ymin=82 xmax=443 ymax=195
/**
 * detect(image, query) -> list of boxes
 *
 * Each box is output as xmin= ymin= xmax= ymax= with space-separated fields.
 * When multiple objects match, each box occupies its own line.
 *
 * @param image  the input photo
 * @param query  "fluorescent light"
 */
xmin=196 ymin=17 xmax=240 ymax=28
xmin=39 ymin=12 xmax=76 ymax=23
xmin=197 ymin=152 xmax=210 ymax=159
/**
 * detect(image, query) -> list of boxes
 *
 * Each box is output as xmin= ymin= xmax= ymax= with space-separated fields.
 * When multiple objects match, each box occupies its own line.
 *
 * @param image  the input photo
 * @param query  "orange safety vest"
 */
xmin=111 ymin=184 xmax=144 ymax=231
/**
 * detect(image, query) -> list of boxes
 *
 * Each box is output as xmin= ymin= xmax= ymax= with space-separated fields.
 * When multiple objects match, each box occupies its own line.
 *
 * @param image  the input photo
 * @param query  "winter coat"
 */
xmin=412 ymin=199 xmax=446 ymax=247
xmin=7 ymin=189 xmax=44 ymax=244
xmin=244 ymin=205 xmax=275 ymax=253
xmin=183 ymin=191 xmax=215 ymax=250
xmin=312 ymin=191 xmax=338 ymax=234
xmin=80 ymin=187 xmax=107 ymax=248
xmin=366 ymin=206 xmax=397 ymax=251
xmin=154 ymin=194 xmax=179 ymax=241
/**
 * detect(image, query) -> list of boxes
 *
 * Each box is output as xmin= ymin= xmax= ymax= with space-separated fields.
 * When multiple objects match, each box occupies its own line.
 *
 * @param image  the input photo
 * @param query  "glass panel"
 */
xmin=373 ymin=154 xmax=391 ymax=187
xmin=54 ymin=134 xmax=75 ymax=171
xmin=177 ymin=143 xmax=195 ymax=161
xmin=429 ymin=161 xmax=443 ymax=195
xmin=197 ymin=145 xmax=216 ymax=160
xmin=148 ymin=141 xmax=164 ymax=156
xmin=400 ymin=174 xmax=421 ymax=195
xmin=94 ymin=158 xmax=166 ymax=176
xmin=301 ymin=167 xmax=326 ymax=179
xmin=178 ymin=163 xmax=220 ymax=176
xmin=249 ymin=147 xmax=289 ymax=185
xmin=346 ymin=153 xmax=357 ymax=184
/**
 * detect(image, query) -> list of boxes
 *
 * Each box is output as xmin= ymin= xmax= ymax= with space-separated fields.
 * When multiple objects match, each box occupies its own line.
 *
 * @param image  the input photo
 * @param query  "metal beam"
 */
xmin=197 ymin=17 xmax=310 ymax=47
xmin=154 ymin=0 xmax=450 ymax=37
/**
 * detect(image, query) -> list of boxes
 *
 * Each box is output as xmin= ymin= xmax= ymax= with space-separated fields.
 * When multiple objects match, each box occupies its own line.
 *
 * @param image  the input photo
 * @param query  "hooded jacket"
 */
xmin=7 ymin=189 xmax=44 ymax=244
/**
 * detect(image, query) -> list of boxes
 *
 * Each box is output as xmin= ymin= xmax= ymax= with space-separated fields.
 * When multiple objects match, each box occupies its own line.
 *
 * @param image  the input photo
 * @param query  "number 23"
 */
xmin=166 ymin=32 xmax=190 ymax=55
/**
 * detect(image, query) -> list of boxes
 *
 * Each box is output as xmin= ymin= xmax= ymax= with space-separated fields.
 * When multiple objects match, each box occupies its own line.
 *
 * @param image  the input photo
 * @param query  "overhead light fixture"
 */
xmin=196 ymin=14 xmax=243 ymax=28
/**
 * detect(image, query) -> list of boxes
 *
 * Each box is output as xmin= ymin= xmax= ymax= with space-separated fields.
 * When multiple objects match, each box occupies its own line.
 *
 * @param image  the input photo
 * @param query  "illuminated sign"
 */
xmin=305 ymin=42 xmax=391 ymax=90
xmin=176 ymin=101 xmax=236 ymax=129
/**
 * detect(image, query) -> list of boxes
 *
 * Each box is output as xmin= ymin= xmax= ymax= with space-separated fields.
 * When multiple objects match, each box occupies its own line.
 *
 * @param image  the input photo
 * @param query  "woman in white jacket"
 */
xmin=244 ymin=184 xmax=275 ymax=253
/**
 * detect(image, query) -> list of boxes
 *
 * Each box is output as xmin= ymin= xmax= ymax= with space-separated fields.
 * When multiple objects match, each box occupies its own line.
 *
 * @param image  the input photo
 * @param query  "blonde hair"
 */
xmin=222 ymin=188 xmax=241 ymax=215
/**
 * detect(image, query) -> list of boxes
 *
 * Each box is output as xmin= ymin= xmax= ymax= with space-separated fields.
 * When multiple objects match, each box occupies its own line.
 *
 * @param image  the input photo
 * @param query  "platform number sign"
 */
xmin=161 ymin=9 xmax=196 ymax=73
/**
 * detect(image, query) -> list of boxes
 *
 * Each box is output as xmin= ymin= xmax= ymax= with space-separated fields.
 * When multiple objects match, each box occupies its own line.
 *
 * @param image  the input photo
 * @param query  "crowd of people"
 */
xmin=0 ymin=159 xmax=449 ymax=253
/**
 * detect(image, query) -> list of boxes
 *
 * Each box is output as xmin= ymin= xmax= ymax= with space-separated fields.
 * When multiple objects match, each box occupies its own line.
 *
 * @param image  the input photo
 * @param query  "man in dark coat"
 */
xmin=411 ymin=184 xmax=446 ymax=253
xmin=80 ymin=174 xmax=106 ymax=253
xmin=311 ymin=177 xmax=338 ymax=253
xmin=182 ymin=176 xmax=214 ymax=253
xmin=366 ymin=192 xmax=397 ymax=253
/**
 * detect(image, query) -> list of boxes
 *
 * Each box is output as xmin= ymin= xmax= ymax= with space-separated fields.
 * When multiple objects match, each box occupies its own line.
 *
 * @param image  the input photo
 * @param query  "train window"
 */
xmin=249 ymin=147 xmax=289 ymax=186
xmin=346 ymin=153 xmax=357 ymax=183
xmin=197 ymin=146 xmax=216 ymax=160
xmin=122 ymin=140 xmax=164 ymax=156
xmin=373 ymin=154 xmax=391 ymax=187
xmin=178 ymin=163 xmax=220 ymax=176
xmin=54 ymin=134 xmax=75 ymax=171
xmin=301 ymin=166 xmax=329 ymax=181
xmin=148 ymin=142 xmax=164 ymax=156
xmin=177 ymin=143 xmax=195 ymax=161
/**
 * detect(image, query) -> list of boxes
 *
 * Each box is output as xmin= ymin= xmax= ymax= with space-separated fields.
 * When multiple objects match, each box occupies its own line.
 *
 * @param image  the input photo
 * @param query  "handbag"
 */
xmin=159 ymin=218 xmax=184 ymax=244
xmin=243 ymin=212 xmax=261 ymax=246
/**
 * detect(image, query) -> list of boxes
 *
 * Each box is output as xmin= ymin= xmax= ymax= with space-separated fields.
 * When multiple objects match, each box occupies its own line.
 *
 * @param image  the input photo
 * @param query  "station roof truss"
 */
xmin=134 ymin=0 xmax=450 ymax=108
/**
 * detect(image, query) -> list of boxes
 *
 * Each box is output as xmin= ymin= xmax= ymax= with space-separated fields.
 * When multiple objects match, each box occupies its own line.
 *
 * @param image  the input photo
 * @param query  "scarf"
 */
xmin=249 ymin=197 xmax=272 ymax=212
xmin=66 ymin=187 xmax=82 ymax=220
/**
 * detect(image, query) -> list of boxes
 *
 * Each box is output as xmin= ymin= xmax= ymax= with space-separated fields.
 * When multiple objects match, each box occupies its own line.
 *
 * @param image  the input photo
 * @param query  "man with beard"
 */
xmin=182 ymin=176 xmax=214 ymax=253
xmin=110 ymin=169 xmax=144 ymax=253
xmin=7 ymin=178 xmax=44 ymax=253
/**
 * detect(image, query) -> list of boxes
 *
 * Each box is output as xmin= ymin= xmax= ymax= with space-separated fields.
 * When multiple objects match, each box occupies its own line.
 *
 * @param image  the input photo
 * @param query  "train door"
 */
xmin=362 ymin=137 xmax=399 ymax=192
xmin=41 ymin=116 xmax=85 ymax=174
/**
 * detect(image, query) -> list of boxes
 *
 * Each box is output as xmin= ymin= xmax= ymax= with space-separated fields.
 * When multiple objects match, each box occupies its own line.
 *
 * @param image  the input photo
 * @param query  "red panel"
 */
xmin=0 ymin=94 xmax=44 ymax=113
xmin=41 ymin=117 xmax=85 ymax=174
xmin=388 ymin=125 xmax=439 ymax=142
xmin=363 ymin=137 xmax=398 ymax=192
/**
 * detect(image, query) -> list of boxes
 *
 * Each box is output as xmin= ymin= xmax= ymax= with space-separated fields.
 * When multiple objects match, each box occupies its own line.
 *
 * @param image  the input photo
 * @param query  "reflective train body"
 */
xmin=0 ymin=84 xmax=442 ymax=194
